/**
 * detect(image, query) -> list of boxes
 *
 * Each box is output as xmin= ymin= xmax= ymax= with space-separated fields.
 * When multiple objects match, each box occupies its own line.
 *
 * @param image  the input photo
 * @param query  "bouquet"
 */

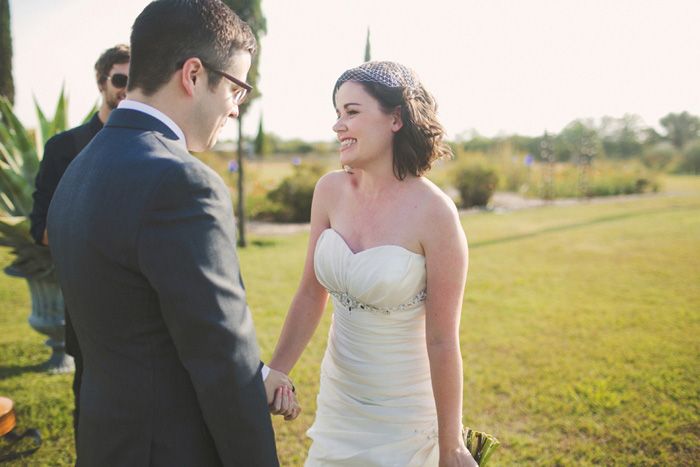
xmin=463 ymin=427 xmax=500 ymax=466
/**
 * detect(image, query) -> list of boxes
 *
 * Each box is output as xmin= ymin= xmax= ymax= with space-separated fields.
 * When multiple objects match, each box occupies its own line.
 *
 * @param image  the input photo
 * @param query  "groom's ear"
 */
xmin=180 ymin=58 xmax=204 ymax=97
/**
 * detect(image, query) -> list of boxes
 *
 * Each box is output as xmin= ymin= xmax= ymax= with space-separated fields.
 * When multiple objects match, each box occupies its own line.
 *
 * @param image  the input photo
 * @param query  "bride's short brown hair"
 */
xmin=333 ymin=62 xmax=453 ymax=180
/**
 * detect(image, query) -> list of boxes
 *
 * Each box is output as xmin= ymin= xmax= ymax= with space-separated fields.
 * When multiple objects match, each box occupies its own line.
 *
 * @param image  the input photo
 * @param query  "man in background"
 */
xmin=29 ymin=44 xmax=130 ymax=439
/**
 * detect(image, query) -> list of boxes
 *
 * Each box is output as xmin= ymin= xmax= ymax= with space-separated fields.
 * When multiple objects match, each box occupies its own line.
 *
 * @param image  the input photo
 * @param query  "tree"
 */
xmin=254 ymin=113 xmax=268 ymax=157
xmin=660 ymin=111 xmax=700 ymax=149
xmin=598 ymin=114 xmax=644 ymax=159
xmin=678 ymin=141 xmax=700 ymax=174
xmin=221 ymin=0 xmax=267 ymax=247
xmin=0 ymin=0 xmax=13 ymax=105
xmin=364 ymin=27 xmax=371 ymax=62
xmin=555 ymin=119 xmax=600 ymax=162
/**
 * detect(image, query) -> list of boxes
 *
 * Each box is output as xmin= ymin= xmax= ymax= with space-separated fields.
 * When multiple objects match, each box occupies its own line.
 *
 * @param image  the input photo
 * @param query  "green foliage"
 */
xmin=677 ymin=140 xmax=700 ymax=174
xmin=528 ymin=160 xmax=659 ymax=199
xmin=220 ymin=0 xmax=268 ymax=246
xmin=0 ymin=91 xmax=73 ymax=277
xmin=555 ymin=119 xmax=600 ymax=163
xmin=452 ymin=143 xmax=660 ymax=201
xmin=599 ymin=114 xmax=645 ymax=159
xmin=452 ymin=157 xmax=499 ymax=208
xmin=0 ymin=0 xmax=13 ymax=105
xmin=239 ymin=168 xmax=288 ymax=221
xmin=364 ymin=27 xmax=371 ymax=62
xmin=2 ymin=180 xmax=700 ymax=466
xmin=265 ymin=161 xmax=326 ymax=222
xmin=219 ymin=0 xmax=266 ymax=104
xmin=274 ymin=138 xmax=313 ymax=154
xmin=455 ymin=112 xmax=700 ymax=165
xmin=254 ymin=114 xmax=271 ymax=157
xmin=660 ymin=111 xmax=700 ymax=149
xmin=641 ymin=144 xmax=677 ymax=171
xmin=261 ymin=133 xmax=336 ymax=156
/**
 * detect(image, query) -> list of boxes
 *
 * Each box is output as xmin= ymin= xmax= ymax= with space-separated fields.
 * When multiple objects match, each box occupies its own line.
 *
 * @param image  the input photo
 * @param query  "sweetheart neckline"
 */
xmin=321 ymin=228 xmax=425 ymax=259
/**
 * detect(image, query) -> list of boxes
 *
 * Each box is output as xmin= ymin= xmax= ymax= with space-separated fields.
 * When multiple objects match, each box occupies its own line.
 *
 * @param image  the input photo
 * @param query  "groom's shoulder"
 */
xmin=150 ymin=150 xmax=227 ymax=197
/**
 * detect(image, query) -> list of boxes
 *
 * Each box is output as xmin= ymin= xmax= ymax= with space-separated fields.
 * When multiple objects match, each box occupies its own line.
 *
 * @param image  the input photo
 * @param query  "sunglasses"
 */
xmin=103 ymin=73 xmax=128 ymax=88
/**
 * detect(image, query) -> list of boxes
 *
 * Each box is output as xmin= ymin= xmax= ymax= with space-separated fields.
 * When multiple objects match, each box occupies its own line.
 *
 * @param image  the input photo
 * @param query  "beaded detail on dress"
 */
xmin=325 ymin=288 xmax=426 ymax=315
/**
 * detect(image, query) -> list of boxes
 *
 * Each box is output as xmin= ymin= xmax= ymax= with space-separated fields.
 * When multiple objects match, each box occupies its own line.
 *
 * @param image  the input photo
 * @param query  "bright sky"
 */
xmin=9 ymin=0 xmax=700 ymax=143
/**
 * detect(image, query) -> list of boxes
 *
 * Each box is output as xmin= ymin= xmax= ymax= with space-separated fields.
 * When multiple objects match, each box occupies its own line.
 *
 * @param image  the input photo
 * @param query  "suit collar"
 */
xmin=105 ymin=108 xmax=183 ymax=146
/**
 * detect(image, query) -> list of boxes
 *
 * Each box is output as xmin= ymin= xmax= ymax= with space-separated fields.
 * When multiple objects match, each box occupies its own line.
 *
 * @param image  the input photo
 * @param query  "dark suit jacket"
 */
xmin=47 ymin=108 xmax=278 ymax=467
xmin=30 ymin=113 xmax=103 ymax=362
xmin=30 ymin=112 xmax=103 ymax=244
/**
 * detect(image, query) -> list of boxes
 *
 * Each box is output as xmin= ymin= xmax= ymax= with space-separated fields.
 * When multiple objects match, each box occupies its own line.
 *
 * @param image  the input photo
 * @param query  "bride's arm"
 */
xmin=268 ymin=174 xmax=336 ymax=374
xmin=422 ymin=196 xmax=475 ymax=466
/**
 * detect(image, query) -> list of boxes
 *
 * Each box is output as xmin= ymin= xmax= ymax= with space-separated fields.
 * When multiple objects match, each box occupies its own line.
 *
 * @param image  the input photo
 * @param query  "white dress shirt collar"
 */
xmin=117 ymin=99 xmax=187 ymax=149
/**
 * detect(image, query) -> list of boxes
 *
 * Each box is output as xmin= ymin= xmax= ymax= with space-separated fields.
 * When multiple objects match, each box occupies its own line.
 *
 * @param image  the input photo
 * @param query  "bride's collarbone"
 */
xmin=329 ymin=222 xmax=423 ymax=256
xmin=331 ymin=189 xmax=428 ymax=253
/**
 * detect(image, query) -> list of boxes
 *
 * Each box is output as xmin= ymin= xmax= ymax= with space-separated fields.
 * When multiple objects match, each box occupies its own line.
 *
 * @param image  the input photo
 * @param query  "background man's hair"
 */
xmin=95 ymin=44 xmax=131 ymax=85
xmin=127 ymin=0 xmax=257 ymax=95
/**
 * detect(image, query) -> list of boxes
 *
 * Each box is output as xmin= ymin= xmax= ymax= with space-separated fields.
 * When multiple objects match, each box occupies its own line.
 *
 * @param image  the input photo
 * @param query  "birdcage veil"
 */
xmin=333 ymin=61 xmax=420 ymax=100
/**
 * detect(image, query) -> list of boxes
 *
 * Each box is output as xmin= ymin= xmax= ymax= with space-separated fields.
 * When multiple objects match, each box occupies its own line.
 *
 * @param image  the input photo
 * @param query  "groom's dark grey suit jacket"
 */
xmin=47 ymin=108 xmax=278 ymax=466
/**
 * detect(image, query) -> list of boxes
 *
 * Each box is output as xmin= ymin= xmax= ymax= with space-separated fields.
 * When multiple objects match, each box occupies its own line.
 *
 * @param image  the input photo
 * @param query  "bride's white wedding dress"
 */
xmin=305 ymin=228 xmax=439 ymax=466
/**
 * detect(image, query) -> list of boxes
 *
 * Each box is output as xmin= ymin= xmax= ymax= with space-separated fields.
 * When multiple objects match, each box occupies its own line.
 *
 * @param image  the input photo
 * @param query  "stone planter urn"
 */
xmin=4 ymin=265 xmax=74 ymax=374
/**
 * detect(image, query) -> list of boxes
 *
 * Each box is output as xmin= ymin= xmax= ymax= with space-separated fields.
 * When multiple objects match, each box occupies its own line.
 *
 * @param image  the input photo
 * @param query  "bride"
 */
xmin=269 ymin=61 xmax=476 ymax=466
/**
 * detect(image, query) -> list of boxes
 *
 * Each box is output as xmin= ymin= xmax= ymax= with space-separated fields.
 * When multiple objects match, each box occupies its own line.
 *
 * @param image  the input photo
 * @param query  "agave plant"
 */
xmin=0 ymin=90 xmax=96 ymax=278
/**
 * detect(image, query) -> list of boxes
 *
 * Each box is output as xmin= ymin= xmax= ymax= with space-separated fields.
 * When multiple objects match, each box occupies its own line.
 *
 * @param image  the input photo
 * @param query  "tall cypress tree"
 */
xmin=254 ymin=113 xmax=266 ymax=157
xmin=0 ymin=0 xmax=14 ymax=105
xmin=220 ymin=0 xmax=267 ymax=247
xmin=364 ymin=27 xmax=371 ymax=62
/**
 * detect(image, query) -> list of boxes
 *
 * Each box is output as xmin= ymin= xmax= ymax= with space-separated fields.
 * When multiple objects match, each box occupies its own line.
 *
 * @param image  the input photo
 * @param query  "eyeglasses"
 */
xmin=200 ymin=61 xmax=252 ymax=105
xmin=103 ymin=73 xmax=128 ymax=88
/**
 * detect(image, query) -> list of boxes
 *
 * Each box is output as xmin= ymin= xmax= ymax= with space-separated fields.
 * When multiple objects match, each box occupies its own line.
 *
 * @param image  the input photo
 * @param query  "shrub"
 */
xmin=500 ymin=160 xmax=531 ymax=193
xmin=641 ymin=145 xmax=677 ymax=171
xmin=677 ymin=141 xmax=700 ymax=174
xmin=265 ymin=161 xmax=326 ymax=222
xmin=453 ymin=162 xmax=499 ymax=208
xmin=242 ymin=173 xmax=286 ymax=221
xmin=529 ymin=160 xmax=659 ymax=199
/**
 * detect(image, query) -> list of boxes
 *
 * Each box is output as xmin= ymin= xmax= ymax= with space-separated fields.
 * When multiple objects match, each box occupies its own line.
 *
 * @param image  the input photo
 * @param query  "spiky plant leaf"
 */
xmin=0 ymin=97 xmax=33 ymax=162
xmin=0 ymin=160 xmax=31 ymax=216
xmin=50 ymin=86 xmax=69 ymax=136
xmin=0 ymin=90 xmax=92 ymax=277
xmin=82 ymin=101 xmax=99 ymax=125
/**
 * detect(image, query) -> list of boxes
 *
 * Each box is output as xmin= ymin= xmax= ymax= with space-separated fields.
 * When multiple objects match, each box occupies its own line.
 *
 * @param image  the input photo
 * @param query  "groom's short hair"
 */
xmin=127 ymin=0 xmax=257 ymax=96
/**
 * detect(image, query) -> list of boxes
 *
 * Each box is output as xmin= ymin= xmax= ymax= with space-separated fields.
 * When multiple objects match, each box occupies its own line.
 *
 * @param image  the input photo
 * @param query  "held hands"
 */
xmin=263 ymin=368 xmax=301 ymax=421
xmin=270 ymin=386 xmax=300 ymax=421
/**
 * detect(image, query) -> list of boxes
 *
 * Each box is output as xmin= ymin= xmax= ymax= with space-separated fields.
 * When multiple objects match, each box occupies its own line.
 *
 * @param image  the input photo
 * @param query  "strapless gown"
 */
xmin=305 ymin=229 xmax=439 ymax=466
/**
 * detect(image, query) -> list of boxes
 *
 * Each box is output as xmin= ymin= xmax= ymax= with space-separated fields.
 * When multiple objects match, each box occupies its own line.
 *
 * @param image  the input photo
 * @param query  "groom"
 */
xmin=47 ymin=1 xmax=295 ymax=465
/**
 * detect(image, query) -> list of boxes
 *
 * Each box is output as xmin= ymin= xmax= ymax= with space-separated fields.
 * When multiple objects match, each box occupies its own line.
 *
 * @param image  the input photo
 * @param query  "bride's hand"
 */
xmin=270 ymin=386 xmax=301 ymax=421
xmin=439 ymin=446 xmax=478 ymax=467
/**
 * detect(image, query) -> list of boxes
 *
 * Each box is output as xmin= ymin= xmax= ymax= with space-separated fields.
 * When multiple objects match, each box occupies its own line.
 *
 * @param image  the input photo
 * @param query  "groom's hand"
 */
xmin=264 ymin=369 xmax=301 ymax=421
xmin=263 ymin=369 xmax=293 ymax=403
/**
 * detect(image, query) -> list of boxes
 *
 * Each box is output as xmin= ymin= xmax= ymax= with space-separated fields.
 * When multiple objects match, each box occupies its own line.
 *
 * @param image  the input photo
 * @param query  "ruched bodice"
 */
xmin=306 ymin=229 xmax=439 ymax=466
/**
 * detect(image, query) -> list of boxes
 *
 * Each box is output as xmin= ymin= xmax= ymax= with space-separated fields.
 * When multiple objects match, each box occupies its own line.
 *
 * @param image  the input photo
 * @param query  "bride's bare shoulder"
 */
xmin=315 ymin=170 xmax=352 ymax=196
xmin=415 ymin=177 xmax=458 ymax=214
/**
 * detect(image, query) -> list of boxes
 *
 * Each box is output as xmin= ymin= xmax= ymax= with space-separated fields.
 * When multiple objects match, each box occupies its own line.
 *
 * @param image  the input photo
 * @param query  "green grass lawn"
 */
xmin=1 ymin=176 xmax=699 ymax=466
